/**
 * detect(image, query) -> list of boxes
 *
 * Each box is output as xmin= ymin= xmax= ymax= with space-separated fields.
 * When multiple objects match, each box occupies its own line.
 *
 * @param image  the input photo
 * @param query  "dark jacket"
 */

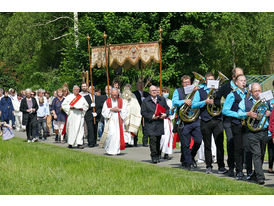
xmin=84 ymin=94 xmax=104 ymax=123
xmin=141 ymin=95 xmax=170 ymax=136
xmin=0 ymin=96 xmax=14 ymax=122
xmin=20 ymin=97 xmax=38 ymax=125
xmin=133 ymin=90 xmax=150 ymax=106
xmin=214 ymin=81 xmax=233 ymax=108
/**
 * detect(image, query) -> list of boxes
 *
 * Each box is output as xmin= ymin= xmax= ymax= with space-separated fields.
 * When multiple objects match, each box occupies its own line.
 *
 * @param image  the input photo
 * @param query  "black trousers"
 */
xmin=149 ymin=136 xmax=161 ymax=158
xmin=200 ymin=119 xmax=225 ymax=169
xmin=268 ymin=139 xmax=274 ymax=169
xmin=85 ymin=118 xmax=98 ymax=146
xmin=242 ymin=127 xmax=253 ymax=174
xmin=223 ymin=117 xmax=235 ymax=170
xmin=26 ymin=115 xmax=37 ymax=140
xmin=248 ymin=130 xmax=268 ymax=181
xmin=142 ymin=120 xmax=148 ymax=145
xmin=179 ymin=120 xmax=202 ymax=166
xmin=231 ymin=123 xmax=245 ymax=173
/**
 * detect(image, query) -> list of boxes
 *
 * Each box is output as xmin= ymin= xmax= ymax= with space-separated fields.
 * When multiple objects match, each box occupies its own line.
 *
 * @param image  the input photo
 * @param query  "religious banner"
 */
xmin=91 ymin=46 xmax=107 ymax=69
xmin=91 ymin=42 xmax=160 ymax=69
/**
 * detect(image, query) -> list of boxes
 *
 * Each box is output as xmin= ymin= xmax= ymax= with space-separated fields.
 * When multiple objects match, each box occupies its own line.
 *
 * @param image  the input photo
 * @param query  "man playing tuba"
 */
xmin=238 ymin=83 xmax=272 ymax=185
xmin=172 ymin=75 xmax=203 ymax=170
xmin=192 ymin=73 xmax=227 ymax=174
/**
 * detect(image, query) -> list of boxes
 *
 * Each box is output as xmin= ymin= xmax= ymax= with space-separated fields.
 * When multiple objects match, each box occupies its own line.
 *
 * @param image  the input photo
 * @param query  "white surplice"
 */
xmin=123 ymin=94 xmax=142 ymax=146
xmin=61 ymin=94 xmax=89 ymax=146
xmin=102 ymin=99 xmax=128 ymax=155
xmin=160 ymin=98 xmax=174 ymax=155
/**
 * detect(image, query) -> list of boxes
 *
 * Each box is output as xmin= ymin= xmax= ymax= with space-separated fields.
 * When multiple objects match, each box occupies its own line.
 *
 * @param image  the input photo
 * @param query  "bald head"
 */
xmin=149 ymin=85 xmax=157 ymax=98
xmin=250 ymin=82 xmax=261 ymax=100
xmin=232 ymin=67 xmax=244 ymax=81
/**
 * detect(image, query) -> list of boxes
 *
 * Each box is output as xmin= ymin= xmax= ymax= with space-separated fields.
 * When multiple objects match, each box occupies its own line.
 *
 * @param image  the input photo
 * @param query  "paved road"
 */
xmin=14 ymin=131 xmax=274 ymax=188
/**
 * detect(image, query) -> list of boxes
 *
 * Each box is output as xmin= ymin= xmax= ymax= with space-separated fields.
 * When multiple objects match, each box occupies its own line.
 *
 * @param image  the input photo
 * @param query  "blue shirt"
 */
xmin=238 ymin=96 xmax=271 ymax=130
xmin=172 ymin=89 xmax=185 ymax=108
xmin=191 ymin=84 xmax=208 ymax=109
xmin=222 ymin=88 xmax=248 ymax=118
xmin=230 ymin=80 xmax=237 ymax=90
xmin=172 ymin=84 xmax=205 ymax=108
xmin=37 ymin=103 xmax=49 ymax=117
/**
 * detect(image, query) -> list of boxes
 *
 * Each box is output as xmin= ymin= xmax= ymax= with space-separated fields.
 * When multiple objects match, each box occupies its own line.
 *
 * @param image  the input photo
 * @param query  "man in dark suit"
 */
xmin=96 ymin=85 xmax=112 ymax=141
xmin=133 ymin=81 xmax=150 ymax=147
xmin=84 ymin=86 xmax=107 ymax=147
xmin=20 ymin=89 xmax=39 ymax=142
xmin=141 ymin=85 xmax=170 ymax=164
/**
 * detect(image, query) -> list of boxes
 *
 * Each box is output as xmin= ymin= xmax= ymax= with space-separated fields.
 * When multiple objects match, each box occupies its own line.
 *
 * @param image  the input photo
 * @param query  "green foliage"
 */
xmin=1 ymin=137 xmax=274 ymax=195
xmin=0 ymin=12 xmax=273 ymax=92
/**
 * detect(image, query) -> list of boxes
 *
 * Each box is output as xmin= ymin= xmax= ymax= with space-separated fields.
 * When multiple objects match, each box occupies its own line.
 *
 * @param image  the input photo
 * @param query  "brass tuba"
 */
xmin=207 ymin=71 xmax=229 ymax=116
xmin=179 ymin=72 xmax=205 ymax=122
xmin=246 ymin=99 xmax=269 ymax=132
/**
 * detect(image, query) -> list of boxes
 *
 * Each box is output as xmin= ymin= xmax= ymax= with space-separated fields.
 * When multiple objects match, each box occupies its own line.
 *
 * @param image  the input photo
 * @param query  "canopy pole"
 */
xmin=104 ymin=31 xmax=110 ymax=97
xmin=159 ymin=27 xmax=163 ymax=96
xmin=86 ymin=71 xmax=89 ymax=87
xmin=87 ymin=34 xmax=96 ymax=124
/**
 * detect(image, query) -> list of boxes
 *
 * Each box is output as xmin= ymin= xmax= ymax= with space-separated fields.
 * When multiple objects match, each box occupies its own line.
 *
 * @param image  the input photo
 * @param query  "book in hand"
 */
xmin=154 ymin=104 xmax=166 ymax=116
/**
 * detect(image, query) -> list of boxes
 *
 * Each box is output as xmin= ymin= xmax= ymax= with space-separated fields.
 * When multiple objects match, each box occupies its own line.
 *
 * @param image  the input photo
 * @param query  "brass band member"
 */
xmin=172 ymin=75 xmax=202 ymax=170
xmin=192 ymin=73 xmax=227 ymax=174
xmin=214 ymin=67 xmax=243 ymax=177
xmin=222 ymin=74 xmax=248 ymax=180
xmin=238 ymin=83 xmax=272 ymax=185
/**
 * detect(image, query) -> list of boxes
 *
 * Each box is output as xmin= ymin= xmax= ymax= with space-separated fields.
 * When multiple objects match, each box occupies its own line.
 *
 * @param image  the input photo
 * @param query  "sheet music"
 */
xmin=207 ymin=80 xmax=219 ymax=89
xmin=184 ymin=85 xmax=195 ymax=94
xmin=259 ymin=90 xmax=274 ymax=101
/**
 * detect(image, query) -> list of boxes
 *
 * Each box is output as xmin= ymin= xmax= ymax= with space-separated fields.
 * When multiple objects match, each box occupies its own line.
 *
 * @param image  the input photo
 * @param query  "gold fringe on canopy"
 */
xmin=91 ymin=42 xmax=160 ymax=70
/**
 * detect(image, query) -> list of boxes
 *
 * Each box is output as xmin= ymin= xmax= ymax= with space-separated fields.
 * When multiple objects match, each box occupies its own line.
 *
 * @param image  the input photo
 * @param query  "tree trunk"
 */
xmin=73 ymin=12 xmax=79 ymax=48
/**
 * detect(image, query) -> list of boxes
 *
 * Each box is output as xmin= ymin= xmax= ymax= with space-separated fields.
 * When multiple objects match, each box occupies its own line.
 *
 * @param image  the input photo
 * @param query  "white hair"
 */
xmin=73 ymin=85 xmax=80 ymax=90
xmin=111 ymin=88 xmax=119 ymax=93
xmin=250 ymin=82 xmax=261 ymax=91
xmin=26 ymin=88 xmax=32 ymax=93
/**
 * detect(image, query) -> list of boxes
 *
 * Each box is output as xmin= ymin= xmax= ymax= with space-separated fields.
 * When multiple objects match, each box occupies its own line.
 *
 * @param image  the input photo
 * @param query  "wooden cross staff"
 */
xmin=159 ymin=27 xmax=163 ymax=96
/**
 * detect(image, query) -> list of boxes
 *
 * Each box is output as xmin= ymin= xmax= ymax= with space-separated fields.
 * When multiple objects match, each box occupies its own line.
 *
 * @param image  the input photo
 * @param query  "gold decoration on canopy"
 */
xmin=91 ymin=42 xmax=160 ymax=70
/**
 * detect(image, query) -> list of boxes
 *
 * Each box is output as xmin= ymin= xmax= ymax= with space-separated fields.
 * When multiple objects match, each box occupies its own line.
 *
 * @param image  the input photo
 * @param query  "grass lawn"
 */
xmin=0 ymin=138 xmax=274 ymax=195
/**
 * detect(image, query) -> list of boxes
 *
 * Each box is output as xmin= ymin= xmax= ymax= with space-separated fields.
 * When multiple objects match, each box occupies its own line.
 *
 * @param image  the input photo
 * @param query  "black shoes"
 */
xmin=235 ymin=172 xmax=246 ymax=181
xmin=143 ymin=143 xmax=148 ymax=147
xmin=191 ymin=158 xmax=197 ymax=168
xmin=163 ymin=154 xmax=171 ymax=160
xmin=77 ymin=145 xmax=84 ymax=149
xmin=246 ymin=171 xmax=256 ymax=181
xmin=68 ymin=145 xmax=72 ymax=148
xmin=227 ymin=169 xmax=235 ymax=177
xmin=151 ymin=157 xmax=158 ymax=164
xmin=218 ymin=167 xmax=228 ymax=174
xmin=257 ymin=179 xmax=265 ymax=185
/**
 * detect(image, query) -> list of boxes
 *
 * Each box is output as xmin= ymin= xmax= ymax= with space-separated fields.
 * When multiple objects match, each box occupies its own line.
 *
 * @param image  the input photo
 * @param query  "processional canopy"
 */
xmin=91 ymin=42 xmax=160 ymax=70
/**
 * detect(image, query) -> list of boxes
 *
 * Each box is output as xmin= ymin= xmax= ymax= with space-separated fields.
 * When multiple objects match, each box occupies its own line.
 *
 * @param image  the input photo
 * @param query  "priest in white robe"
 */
xmin=62 ymin=85 xmax=89 ymax=149
xmin=160 ymin=87 xmax=175 ymax=159
xmin=101 ymin=88 xmax=128 ymax=155
xmin=122 ymin=85 xmax=142 ymax=146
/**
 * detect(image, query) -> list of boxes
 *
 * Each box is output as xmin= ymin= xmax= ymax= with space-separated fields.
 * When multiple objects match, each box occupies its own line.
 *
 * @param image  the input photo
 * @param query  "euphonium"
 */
xmin=179 ymin=72 xmax=205 ymax=122
xmin=207 ymin=71 xmax=229 ymax=116
xmin=246 ymin=99 xmax=269 ymax=132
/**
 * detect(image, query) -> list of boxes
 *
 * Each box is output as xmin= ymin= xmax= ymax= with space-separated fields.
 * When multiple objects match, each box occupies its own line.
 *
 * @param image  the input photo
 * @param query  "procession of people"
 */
xmin=0 ymin=68 xmax=274 ymax=186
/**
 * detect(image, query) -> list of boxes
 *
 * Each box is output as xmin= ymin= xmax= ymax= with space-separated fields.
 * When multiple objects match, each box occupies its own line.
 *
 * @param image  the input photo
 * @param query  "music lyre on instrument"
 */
xmin=206 ymin=71 xmax=229 ymax=117
xmin=178 ymin=72 xmax=204 ymax=122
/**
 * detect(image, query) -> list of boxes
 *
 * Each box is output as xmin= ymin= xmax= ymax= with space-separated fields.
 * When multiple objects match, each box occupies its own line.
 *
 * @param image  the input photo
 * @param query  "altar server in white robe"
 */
xmin=101 ymin=88 xmax=128 ymax=155
xmin=122 ymin=85 xmax=142 ymax=146
xmin=160 ymin=87 xmax=175 ymax=160
xmin=62 ymin=85 xmax=89 ymax=149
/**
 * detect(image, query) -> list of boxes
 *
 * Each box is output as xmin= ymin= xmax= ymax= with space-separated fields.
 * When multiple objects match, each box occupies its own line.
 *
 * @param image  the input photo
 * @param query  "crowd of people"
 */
xmin=0 ymin=68 xmax=274 ymax=185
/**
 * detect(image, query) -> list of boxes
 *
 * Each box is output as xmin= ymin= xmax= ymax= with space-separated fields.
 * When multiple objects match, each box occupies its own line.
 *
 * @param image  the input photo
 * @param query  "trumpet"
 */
xmin=179 ymin=72 xmax=204 ymax=122
xmin=246 ymin=99 xmax=269 ymax=132
xmin=207 ymin=71 xmax=229 ymax=116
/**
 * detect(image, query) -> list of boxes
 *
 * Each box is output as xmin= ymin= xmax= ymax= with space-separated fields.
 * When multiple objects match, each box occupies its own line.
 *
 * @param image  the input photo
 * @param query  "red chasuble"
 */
xmin=106 ymin=97 xmax=125 ymax=150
